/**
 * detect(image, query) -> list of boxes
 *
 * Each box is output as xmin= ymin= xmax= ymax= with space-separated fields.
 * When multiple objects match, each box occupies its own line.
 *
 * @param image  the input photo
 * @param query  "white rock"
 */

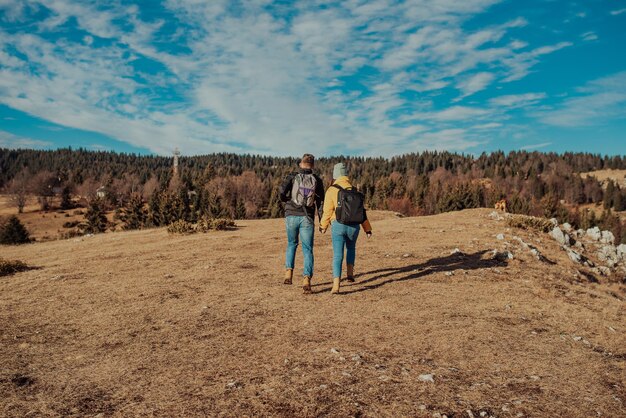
xmin=586 ymin=227 xmax=602 ymax=241
xmin=597 ymin=245 xmax=619 ymax=267
xmin=549 ymin=218 xmax=558 ymax=227
xmin=402 ymin=253 xmax=411 ymax=258
xmin=496 ymin=233 xmax=505 ymax=240
xmin=330 ymin=348 xmax=340 ymax=354
xmin=566 ymin=249 xmax=582 ymax=264
xmin=562 ymin=223 xmax=572 ymax=232
xmin=445 ymin=272 xmax=454 ymax=276
xmin=617 ymin=244 xmax=626 ymax=260
xmin=418 ymin=374 xmax=434 ymax=383
xmin=550 ymin=227 xmax=568 ymax=246
xmin=450 ymin=248 xmax=464 ymax=255
xmin=600 ymin=231 xmax=615 ymax=245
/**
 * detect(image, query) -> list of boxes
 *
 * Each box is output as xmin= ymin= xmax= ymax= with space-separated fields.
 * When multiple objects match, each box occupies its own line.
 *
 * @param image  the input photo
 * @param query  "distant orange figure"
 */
xmin=495 ymin=199 xmax=508 ymax=212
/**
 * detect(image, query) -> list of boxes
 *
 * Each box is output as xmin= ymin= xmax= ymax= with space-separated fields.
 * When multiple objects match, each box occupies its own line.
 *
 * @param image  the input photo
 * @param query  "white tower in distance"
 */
xmin=173 ymin=147 xmax=181 ymax=175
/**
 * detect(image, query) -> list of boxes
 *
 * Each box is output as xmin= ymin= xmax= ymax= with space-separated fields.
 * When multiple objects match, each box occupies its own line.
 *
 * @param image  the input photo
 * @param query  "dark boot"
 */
xmin=346 ymin=264 xmax=355 ymax=283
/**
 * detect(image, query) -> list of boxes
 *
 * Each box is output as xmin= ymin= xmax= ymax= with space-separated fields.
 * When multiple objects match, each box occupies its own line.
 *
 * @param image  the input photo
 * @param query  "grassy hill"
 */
xmin=1 ymin=210 xmax=624 ymax=417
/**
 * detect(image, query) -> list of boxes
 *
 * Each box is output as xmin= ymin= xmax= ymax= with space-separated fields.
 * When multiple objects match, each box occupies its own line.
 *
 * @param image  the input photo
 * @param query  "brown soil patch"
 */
xmin=1 ymin=209 xmax=624 ymax=417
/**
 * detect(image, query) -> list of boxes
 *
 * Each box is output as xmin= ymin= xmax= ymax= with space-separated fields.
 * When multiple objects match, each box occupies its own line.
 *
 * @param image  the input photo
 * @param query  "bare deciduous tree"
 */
xmin=7 ymin=169 xmax=31 ymax=214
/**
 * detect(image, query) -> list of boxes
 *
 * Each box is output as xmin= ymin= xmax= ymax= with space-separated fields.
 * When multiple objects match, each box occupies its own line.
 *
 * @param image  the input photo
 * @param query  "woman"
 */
xmin=320 ymin=162 xmax=372 ymax=294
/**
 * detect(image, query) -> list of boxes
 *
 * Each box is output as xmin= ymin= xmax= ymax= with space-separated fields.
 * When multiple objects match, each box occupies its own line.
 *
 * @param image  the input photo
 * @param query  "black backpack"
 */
xmin=332 ymin=184 xmax=366 ymax=224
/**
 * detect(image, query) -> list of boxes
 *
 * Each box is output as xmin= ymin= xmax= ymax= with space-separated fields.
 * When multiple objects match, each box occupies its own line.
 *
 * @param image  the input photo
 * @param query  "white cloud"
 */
xmin=0 ymin=130 xmax=51 ymax=149
xmin=414 ymin=129 xmax=483 ymax=151
xmin=537 ymin=72 xmax=626 ymax=127
xmin=490 ymin=92 xmax=547 ymax=107
xmin=581 ymin=31 xmax=598 ymax=42
xmin=519 ymin=142 xmax=551 ymax=150
xmin=456 ymin=72 xmax=495 ymax=98
xmin=472 ymin=122 xmax=502 ymax=129
xmin=502 ymin=42 xmax=572 ymax=81
xmin=428 ymin=106 xmax=490 ymax=121
xmin=0 ymin=0 xmax=579 ymax=156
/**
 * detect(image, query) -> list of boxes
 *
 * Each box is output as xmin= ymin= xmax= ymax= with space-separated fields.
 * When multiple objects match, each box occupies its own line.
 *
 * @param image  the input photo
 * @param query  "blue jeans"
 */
xmin=285 ymin=216 xmax=314 ymax=277
xmin=331 ymin=221 xmax=360 ymax=278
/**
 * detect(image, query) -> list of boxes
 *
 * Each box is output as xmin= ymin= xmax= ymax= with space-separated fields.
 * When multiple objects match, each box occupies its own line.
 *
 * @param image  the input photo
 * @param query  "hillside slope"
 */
xmin=1 ymin=209 xmax=624 ymax=417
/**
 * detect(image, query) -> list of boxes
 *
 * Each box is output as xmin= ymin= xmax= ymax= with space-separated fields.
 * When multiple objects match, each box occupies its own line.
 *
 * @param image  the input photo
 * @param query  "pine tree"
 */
xmin=60 ymin=186 xmax=73 ymax=209
xmin=84 ymin=199 xmax=108 ymax=234
xmin=147 ymin=193 xmax=162 ymax=227
xmin=0 ymin=216 xmax=31 ymax=245
xmin=613 ymin=186 xmax=624 ymax=211
xmin=118 ymin=194 xmax=147 ymax=230
xmin=234 ymin=198 xmax=247 ymax=220
xmin=267 ymin=186 xmax=284 ymax=218
xmin=604 ymin=180 xmax=615 ymax=209
xmin=208 ymin=194 xmax=228 ymax=218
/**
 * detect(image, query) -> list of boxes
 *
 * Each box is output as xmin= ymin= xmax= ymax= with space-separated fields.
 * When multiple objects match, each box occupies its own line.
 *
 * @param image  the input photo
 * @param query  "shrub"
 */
xmin=168 ymin=217 xmax=236 ymax=234
xmin=0 ymin=216 xmax=31 ymax=245
xmin=211 ymin=218 xmax=236 ymax=231
xmin=0 ymin=258 xmax=29 ymax=277
xmin=60 ymin=229 xmax=84 ymax=239
xmin=505 ymin=214 xmax=554 ymax=233
xmin=62 ymin=220 xmax=81 ymax=228
xmin=167 ymin=220 xmax=196 ymax=234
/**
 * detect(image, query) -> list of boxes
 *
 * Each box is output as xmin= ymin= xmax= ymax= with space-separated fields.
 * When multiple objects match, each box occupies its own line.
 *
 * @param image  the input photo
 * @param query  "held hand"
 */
xmin=366 ymin=231 xmax=372 ymax=238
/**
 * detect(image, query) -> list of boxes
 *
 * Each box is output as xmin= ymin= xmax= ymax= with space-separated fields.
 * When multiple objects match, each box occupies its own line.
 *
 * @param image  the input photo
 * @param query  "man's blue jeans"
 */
xmin=331 ymin=221 xmax=360 ymax=278
xmin=285 ymin=216 xmax=314 ymax=277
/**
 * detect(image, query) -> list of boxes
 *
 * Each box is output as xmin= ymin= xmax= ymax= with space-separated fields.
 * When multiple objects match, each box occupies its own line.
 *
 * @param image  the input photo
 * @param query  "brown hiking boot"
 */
xmin=284 ymin=269 xmax=293 ymax=285
xmin=331 ymin=277 xmax=340 ymax=294
xmin=302 ymin=276 xmax=312 ymax=294
xmin=346 ymin=264 xmax=355 ymax=283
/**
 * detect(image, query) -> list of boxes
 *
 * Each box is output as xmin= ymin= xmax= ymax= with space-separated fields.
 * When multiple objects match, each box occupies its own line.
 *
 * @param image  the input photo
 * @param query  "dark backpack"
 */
xmin=332 ymin=184 xmax=366 ymax=224
xmin=291 ymin=173 xmax=318 ymax=208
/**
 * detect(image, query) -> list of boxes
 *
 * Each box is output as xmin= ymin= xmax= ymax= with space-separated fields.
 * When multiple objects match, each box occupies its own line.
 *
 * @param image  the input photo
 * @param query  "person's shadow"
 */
xmin=312 ymin=250 xmax=507 ymax=295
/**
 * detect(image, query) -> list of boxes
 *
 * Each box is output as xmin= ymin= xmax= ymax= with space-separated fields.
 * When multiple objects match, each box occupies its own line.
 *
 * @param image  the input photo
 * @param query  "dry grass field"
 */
xmin=1 ymin=209 xmax=625 ymax=417
xmin=580 ymin=170 xmax=626 ymax=188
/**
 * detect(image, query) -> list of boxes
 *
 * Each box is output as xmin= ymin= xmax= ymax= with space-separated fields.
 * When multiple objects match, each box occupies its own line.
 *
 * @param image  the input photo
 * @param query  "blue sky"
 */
xmin=0 ymin=0 xmax=625 ymax=157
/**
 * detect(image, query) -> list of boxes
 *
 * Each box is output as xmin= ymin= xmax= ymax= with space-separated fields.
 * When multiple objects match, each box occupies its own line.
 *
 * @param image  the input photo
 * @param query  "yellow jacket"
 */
xmin=320 ymin=176 xmax=372 ymax=232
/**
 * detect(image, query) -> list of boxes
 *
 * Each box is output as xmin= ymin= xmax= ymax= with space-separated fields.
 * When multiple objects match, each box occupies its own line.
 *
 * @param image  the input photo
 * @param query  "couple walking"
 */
xmin=279 ymin=154 xmax=372 ymax=294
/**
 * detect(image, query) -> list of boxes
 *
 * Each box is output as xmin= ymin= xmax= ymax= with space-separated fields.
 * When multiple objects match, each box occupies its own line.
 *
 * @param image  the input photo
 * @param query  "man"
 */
xmin=279 ymin=154 xmax=325 ymax=294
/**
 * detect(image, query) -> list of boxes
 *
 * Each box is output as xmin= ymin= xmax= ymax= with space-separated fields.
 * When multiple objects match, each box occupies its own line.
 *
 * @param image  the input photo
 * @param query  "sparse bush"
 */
xmin=168 ymin=217 xmax=236 ymax=234
xmin=210 ymin=218 xmax=236 ymax=231
xmin=62 ymin=220 xmax=81 ymax=228
xmin=0 ymin=258 xmax=29 ymax=276
xmin=506 ymin=214 xmax=554 ymax=233
xmin=167 ymin=219 xmax=196 ymax=234
xmin=60 ymin=229 xmax=84 ymax=239
xmin=0 ymin=216 xmax=31 ymax=245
